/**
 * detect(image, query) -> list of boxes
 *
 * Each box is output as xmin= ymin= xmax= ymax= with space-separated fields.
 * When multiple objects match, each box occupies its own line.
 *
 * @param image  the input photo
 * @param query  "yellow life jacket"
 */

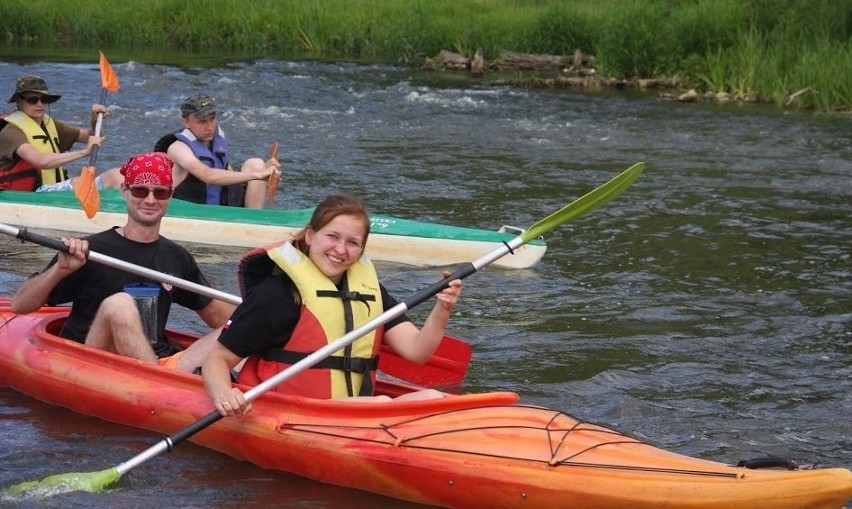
xmin=3 ymin=110 xmax=68 ymax=185
xmin=237 ymin=241 xmax=384 ymax=399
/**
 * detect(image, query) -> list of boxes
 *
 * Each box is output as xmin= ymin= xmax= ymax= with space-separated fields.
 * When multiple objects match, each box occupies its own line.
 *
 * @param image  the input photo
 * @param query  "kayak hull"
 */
xmin=0 ymin=190 xmax=546 ymax=269
xmin=1 ymin=301 xmax=850 ymax=508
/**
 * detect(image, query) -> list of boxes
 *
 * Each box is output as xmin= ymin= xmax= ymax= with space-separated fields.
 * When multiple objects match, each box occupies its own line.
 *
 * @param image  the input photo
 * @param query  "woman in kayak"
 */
xmin=202 ymin=194 xmax=463 ymax=413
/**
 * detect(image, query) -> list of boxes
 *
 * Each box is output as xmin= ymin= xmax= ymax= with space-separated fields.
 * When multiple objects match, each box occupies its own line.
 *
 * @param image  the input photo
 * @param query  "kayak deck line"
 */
xmin=0 ymin=190 xmax=546 ymax=269
xmin=283 ymin=407 xmax=745 ymax=479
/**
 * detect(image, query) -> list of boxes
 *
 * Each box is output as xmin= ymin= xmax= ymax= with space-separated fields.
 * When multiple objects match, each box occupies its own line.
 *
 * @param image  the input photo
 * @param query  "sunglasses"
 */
xmin=21 ymin=95 xmax=47 ymax=105
xmin=128 ymin=186 xmax=173 ymax=200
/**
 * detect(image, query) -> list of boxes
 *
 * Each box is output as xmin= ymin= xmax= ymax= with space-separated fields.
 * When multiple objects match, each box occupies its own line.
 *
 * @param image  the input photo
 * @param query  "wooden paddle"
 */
xmin=0 ymin=223 xmax=471 ymax=387
xmin=1 ymin=161 xmax=644 ymax=499
xmin=266 ymin=141 xmax=280 ymax=205
xmin=74 ymin=51 xmax=120 ymax=219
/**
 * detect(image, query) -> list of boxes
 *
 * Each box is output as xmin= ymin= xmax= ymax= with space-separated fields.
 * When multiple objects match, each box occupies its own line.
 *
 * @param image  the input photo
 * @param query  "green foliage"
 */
xmin=525 ymin=3 xmax=597 ymax=55
xmin=0 ymin=0 xmax=848 ymax=111
xmin=698 ymin=48 xmax=729 ymax=93
xmin=669 ymin=0 xmax=746 ymax=56
xmin=747 ymin=0 xmax=849 ymax=41
xmin=594 ymin=0 xmax=677 ymax=78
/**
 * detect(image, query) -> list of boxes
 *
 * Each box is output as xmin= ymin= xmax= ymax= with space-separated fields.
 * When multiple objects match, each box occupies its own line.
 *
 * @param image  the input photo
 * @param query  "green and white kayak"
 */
xmin=0 ymin=190 xmax=546 ymax=268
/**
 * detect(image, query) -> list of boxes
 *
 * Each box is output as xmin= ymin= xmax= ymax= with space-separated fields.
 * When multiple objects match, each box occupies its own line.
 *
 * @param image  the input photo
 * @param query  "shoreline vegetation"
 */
xmin=1 ymin=0 xmax=848 ymax=112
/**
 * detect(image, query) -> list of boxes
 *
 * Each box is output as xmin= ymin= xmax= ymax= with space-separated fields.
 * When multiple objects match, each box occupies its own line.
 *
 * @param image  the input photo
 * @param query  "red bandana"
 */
xmin=120 ymin=152 xmax=173 ymax=187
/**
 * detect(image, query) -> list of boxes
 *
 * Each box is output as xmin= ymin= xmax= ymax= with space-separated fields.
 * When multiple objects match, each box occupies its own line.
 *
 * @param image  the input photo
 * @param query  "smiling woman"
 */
xmin=202 ymin=193 xmax=464 ymax=408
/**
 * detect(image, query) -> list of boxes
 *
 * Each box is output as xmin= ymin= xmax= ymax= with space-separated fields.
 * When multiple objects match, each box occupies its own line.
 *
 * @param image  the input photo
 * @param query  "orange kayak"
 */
xmin=1 ymin=300 xmax=850 ymax=508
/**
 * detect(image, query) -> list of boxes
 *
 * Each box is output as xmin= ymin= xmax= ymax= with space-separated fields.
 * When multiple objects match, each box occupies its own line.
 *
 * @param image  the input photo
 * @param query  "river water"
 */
xmin=0 ymin=58 xmax=850 ymax=507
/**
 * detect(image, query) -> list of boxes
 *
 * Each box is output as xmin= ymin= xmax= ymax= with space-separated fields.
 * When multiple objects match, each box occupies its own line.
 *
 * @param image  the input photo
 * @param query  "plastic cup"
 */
xmin=123 ymin=283 xmax=160 ymax=345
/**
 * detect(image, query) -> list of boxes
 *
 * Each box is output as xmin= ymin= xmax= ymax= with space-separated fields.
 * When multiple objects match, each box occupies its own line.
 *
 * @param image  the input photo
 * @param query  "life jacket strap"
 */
xmin=259 ymin=349 xmax=380 ymax=396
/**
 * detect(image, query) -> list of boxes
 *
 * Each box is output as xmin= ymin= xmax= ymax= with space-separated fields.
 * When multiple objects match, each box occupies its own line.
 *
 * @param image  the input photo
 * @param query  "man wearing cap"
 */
xmin=0 ymin=75 xmax=106 ymax=191
xmin=154 ymin=94 xmax=280 ymax=209
xmin=12 ymin=152 xmax=235 ymax=372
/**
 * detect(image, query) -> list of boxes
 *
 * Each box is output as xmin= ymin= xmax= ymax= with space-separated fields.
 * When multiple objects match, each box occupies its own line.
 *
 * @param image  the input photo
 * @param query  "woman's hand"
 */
xmin=435 ymin=270 xmax=462 ymax=312
xmin=213 ymin=386 xmax=251 ymax=417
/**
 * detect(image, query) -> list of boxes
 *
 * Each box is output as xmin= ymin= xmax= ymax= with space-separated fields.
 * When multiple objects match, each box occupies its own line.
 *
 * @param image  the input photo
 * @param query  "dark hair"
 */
xmin=292 ymin=194 xmax=370 ymax=254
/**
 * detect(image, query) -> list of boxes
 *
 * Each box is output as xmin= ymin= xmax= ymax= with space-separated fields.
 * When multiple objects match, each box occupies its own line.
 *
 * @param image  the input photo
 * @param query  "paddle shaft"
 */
xmin=0 ymin=223 xmax=240 ymax=306
xmin=74 ymin=53 xmax=118 ymax=219
xmin=112 ymin=161 xmax=645 ymax=476
xmin=114 ymin=215 xmax=514 ymax=474
xmin=0 ymin=222 xmax=484 ymax=311
xmin=87 ymin=89 xmax=108 ymax=167
xmin=2 ymin=161 xmax=644 ymax=334
xmin=0 ymin=221 xmax=470 ymax=386
xmin=266 ymin=141 xmax=280 ymax=205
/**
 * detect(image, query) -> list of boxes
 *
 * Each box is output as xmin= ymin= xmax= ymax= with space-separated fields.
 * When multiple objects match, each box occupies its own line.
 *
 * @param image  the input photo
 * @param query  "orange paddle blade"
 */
xmin=98 ymin=51 xmax=120 ymax=92
xmin=74 ymin=166 xmax=100 ymax=219
xmin=75 ymin=51 xmax=117 ymax=218
xmin=266 ymin=141 xmax=280 ymax=205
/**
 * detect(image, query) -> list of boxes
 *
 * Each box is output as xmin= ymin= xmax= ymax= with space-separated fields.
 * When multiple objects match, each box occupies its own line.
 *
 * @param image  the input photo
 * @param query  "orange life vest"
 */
xmin=236 ymin=241 xmax=383 ymax=399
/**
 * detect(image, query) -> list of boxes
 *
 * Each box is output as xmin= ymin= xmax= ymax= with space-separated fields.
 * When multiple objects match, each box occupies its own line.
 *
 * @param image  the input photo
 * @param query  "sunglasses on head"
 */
xmin=128 ymin=186 xmax=173 ymax=200
xmin=21 ymin=95 xmax=47 ymax=105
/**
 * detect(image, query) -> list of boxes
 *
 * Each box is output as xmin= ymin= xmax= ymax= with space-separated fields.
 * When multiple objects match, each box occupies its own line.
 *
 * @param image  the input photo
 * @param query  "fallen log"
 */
xmin=425 ymin=48 xmax=596 ymax=74
xmin=495 ymin=50 xmax=568 ymax=70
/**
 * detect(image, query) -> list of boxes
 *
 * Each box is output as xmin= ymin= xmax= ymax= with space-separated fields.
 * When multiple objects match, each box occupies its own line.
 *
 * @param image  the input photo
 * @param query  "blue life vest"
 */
xmin=171 ymin=127 xmax=229 ymax=205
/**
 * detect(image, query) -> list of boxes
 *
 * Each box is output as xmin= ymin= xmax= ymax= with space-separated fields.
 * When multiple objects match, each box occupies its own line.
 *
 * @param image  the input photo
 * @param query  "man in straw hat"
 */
xmin=0 ymin=75 xmax=107 ymax=191
xmin=12 ymin=152 xmax=235 ymax=371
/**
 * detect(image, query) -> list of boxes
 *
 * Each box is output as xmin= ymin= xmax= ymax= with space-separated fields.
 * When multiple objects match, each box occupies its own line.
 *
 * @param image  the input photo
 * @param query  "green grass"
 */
xmin=0 ymin=0 xmax=849 ymax=111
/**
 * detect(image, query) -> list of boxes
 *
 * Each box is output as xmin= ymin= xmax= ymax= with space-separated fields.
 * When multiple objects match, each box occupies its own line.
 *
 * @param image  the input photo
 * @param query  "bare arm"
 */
xmin=195 ymin=299 xmax=237 ymax=328
xmin=383 ymin=274 xmax=462 ymax=364
xmin=15 ymin=137 xmax=102 ymax=171
xmin=202 ymin=341 xmax=250 ymax=417
xmin=11 ymin=238 xmax=88 ymax=313
xmin=167 ymin=141 xmax=277 ymax=186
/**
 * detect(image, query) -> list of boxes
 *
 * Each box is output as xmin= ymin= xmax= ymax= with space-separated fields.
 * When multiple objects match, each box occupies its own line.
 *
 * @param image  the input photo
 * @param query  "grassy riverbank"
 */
xmin=1 ymin=0 xmax=849 ymax=111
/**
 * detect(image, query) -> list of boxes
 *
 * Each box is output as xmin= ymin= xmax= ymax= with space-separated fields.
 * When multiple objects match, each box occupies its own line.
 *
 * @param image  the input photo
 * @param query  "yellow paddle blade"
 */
xmin=74 ymin=165 xmax=100 ymax=219
xmin=2 ymin=466 xmax=121 ymax=500
xmin=266 ymin=141 xmax=280 ymax=205
xmin=98 ymin=51 xmax=120 ymax=92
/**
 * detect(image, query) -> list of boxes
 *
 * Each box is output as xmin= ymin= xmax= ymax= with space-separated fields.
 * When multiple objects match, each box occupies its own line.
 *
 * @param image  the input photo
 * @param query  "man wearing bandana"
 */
xmin=11 ymin=152 xmax=235 ymax=371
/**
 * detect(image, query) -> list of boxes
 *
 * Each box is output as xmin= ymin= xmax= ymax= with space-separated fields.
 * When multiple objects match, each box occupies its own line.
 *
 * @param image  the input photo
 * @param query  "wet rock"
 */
xmin=677 ymin=89 xmax=699 ymax=102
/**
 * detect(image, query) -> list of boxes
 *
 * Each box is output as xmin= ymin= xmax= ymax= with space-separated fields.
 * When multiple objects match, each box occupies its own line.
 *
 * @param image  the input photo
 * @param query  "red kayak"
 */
xmin=1 ymin=300 xmax=850 ymax=508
